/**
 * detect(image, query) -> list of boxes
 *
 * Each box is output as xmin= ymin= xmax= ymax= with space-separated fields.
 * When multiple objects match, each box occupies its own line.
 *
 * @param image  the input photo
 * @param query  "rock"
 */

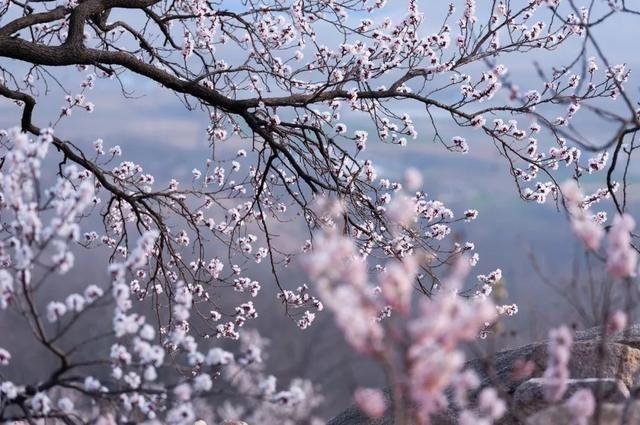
xmin=327 ymin=329 xmax=640 ymax=425
xmin=470 ymin=340 xmax=640 ymax=392
xmin=512 ymin=378 xmax=629 ymax=419
xmin=465 ymin=341 xmax=547 ymax=394
xmin=570 ymin=341 xmax=640 ymax=388
xmin=327 ymin=406 xmax=392 ymax=425
xmin=326 ymin=396 xmax=455 ymax=425
xmin=221 ymin=421 xmax=249 ymax=425
xmin=326 ymin=388 xmax=394 ymax=425
xmin=575 ymin=325 xmax=640 ymax=350
xmin=526 ymin=401 xmax=640 ymax=425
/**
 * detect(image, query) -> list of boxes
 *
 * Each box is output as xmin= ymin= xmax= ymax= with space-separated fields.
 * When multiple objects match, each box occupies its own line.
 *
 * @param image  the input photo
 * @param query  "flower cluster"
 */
xmin=542 ymin=326 xmax=573 ymax=402
xmin=562 ymin=180 xmax=604 ymax=251
xmin=606 ymin=214 xmax=638 ymax=279
xmin=0 ymin=128 xmax=323 ymax=424
xmin=303 ymin=192 xmax=506 ymax=422
xmin=563 ymin=181 xmax=639 ymax=279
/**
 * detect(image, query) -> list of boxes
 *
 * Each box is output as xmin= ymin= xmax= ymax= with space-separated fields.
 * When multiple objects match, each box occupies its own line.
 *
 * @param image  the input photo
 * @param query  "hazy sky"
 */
xmin=0 ymin=0 xmax=638 ymax=333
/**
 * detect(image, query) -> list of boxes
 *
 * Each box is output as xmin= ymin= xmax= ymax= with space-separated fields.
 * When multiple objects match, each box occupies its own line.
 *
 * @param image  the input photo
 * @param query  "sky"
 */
xmin=1 ymin=0 xmax=639 ymax=337
xmin=1 ymin=0 xmax=640 ymax=417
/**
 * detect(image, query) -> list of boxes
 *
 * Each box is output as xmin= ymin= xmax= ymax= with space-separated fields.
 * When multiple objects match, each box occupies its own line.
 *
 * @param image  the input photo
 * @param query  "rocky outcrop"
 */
xmin=469 ymin=338 xmax=640 ymax=392
xmin=574 ymin=324 xmax=640 ymax=350
xmin=327 ymin=326 xmax=640 ymax=425
xmin=512 ymin=378 xmax=629 ymax=420
xmin=526 ymin=401 xmax=640 ymax=425
xmin=327 ymin=407 xmax=399 ymax=425
xmin=327 ymin=403 xmax=454 ymax=425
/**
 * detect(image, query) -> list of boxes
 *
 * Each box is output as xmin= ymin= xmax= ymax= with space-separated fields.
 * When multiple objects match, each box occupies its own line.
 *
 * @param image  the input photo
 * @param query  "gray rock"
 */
xmin=327 ymin=329 xmax=640 ymax=425
xmin=526 ymin=401 xmax=640 ymax=425
xmin=575 ymin=325 xmax=640 ymax=350
xmin=326 ymin=406 xmax=393 ymax=425
xmin=513 ymin=378 xmax=629 ymax=419
xmin=567 ymin=341 xmax=640 ymax=389
xmin=470 ymin=340 xmax=640 ymax=392
xmin=326 ymin=395 xmax=454 ymax=425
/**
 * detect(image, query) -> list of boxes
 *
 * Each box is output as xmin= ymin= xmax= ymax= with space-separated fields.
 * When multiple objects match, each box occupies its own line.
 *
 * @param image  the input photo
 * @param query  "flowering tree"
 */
xmin=0 ymin=0 xmax=639 ymax=423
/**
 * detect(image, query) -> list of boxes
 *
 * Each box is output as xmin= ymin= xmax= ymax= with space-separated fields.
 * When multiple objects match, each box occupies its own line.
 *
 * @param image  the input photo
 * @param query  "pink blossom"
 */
xmin=0 ymin=348 xmax=10 ymax=365
xmin=607 ymin=310 xmax=627 ymax=333
xmin=572 ymin=218 xmax=604 ymax=251
xmin=562 ymin=180 xmax=604 ymax=251
xmin=606 ymin=214 xmax=638 ymax=279
xmin=379 ymin=256 xmax=418 ymax=314
xmin=387 ymin=195 xmax=417 ymax=227
xmin=476 ymin=387 xmax=506 ymax=420
xmin=543 ymin=325 xmax=573 ymax=401
xmin=94 ymin=415 xmax=117 ymax=425
xmin=566 ymin=388 xmax=595 ymax=425
xmin=353 ymin=388 xmax=387 ymax=419
xmin=404 ymin=168 xmax=423 ymax=191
